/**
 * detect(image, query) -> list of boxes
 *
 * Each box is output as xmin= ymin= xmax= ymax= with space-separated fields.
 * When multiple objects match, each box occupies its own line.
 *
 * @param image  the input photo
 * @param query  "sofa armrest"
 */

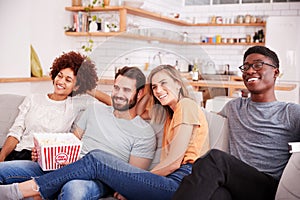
xmin=0 ymin=94 xmax=25 ymax=147
xmin=275 ymin=152 xmax=300 ymax=199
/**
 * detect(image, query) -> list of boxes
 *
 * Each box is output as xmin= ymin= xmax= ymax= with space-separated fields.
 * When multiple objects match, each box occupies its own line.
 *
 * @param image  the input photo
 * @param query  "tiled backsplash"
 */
xmin=74 ymin=1 xmax=300 ymax=77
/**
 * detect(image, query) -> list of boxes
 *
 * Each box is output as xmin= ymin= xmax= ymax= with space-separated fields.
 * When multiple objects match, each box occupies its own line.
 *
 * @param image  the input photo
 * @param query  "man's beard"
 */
xmin=112 ymin=93 xmax=138 ymax=111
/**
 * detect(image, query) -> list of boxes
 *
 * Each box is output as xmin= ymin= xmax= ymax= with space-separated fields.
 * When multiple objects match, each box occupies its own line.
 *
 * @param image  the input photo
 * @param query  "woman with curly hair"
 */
xmin=0 ymin=51 xmax=99 ymax=162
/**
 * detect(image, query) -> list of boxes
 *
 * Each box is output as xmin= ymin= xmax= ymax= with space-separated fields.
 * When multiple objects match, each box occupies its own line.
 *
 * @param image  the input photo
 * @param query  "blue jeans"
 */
xmin=58 ymin=179 xmax=111 ymax=200
xmin=0 ymin=160 xmax=108 ymax=200
xmin=0 ymin=160 xmax=46 ymax=184
xmin=35 ymin=149 xmax=192 ymax=200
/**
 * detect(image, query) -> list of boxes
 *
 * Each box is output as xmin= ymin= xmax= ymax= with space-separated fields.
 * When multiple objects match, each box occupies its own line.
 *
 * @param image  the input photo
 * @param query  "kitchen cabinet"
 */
xmin=64 ymin=6 xmax=266 ymax=46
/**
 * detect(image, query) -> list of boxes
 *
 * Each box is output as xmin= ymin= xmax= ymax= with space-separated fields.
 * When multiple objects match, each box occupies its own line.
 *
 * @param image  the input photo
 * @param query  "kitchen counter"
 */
xmin=2 ymin=75 xmax=295 ymax=92
xmin=98 ymin=76 xmax=296 ymax=92
xmin=189 ymin=80 xmax=296 ymax=91
xmin=0 ymin=76 xmax=51 ymax=83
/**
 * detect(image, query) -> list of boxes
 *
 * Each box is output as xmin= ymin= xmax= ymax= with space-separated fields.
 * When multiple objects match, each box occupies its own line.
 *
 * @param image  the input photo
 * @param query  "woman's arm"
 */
xmin=87 ymin=89 xmax=112 ymax=106
xmin=150 ymin=124 xmax=193 ymax=176
xmin=0 ymin=136 xmax=19 ymax=161
xmin=129 ymin=155 xmax=152 ymax=170
xmin=136 ymin=92 xmax=151 ymax=120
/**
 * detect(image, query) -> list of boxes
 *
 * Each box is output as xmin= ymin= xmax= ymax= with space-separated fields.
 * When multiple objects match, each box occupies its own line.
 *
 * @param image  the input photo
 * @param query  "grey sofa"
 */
xmin=0 ymin=94 xmax=299 ymax=199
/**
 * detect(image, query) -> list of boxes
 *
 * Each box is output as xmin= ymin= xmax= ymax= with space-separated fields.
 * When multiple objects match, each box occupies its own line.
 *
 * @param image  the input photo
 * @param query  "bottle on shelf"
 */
xmin=192 ymin=64 xmax=199 ymax=81
xmin=174 ymin=60 xmax=179 ymax=71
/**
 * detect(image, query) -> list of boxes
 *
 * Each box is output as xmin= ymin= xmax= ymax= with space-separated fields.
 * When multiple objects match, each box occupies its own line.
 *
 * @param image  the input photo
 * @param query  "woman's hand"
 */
xmin=60 ymin=161 xmax=71 ymax=166
xmin=113 ymin=192 xmax=127 ymax=200
xmin=31 ymin=147 xmax=38 ymax=162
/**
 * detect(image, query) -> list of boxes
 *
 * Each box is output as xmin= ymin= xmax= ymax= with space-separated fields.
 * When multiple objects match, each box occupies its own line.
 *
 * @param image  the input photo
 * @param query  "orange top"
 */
xmin=161 ymin=98 xmax=209 ymax=164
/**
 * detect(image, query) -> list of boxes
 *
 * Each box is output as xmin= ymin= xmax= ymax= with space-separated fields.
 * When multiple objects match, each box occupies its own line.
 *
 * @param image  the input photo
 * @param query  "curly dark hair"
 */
xmin=49 ymin=51 xmax=98 ymax=96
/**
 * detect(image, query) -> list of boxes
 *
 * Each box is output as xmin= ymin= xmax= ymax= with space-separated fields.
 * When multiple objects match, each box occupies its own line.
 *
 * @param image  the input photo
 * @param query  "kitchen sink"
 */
xmin=200 ymin=74 xmax=232 ymax=81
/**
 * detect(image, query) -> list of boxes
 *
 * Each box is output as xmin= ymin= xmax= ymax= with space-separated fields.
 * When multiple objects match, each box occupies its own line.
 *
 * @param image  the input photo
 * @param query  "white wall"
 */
xmin=0 ymin=0 xmax=75 ymax=78
xmin=0 ymin=1 xmax=31 ymax=78
xmin=1 ymin=0 xmax=300 ymax=97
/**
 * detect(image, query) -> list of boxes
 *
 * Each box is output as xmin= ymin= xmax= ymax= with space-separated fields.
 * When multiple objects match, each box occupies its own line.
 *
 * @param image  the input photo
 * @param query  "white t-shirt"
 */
xmin=8 ymin=94 xmax=95 ymax=151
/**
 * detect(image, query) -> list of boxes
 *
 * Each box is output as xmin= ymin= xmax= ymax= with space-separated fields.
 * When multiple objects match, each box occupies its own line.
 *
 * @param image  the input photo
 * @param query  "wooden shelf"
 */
xmin=65 ymin=6 xmax=122 ymax=12
xmin=189 ymin=22 xmax=266 ymax=27
xmin=65 ymin=31 xmax=121 ymax=36
xmin=0 ymin=76 xmax=51 ymax=83
xmin=65 ymin=31 xmax=200 ymax=45
xmin=65 ymin=6 xmax=266 ymax=27
xmin=65 ymin=6 xmax=266 ymax=46
xmin=199 ymin=42 xmax=265 ymax=46
xmin=66 ymin=6 xmax=194 ymax=26
xmin=65 ymin=31 xmax=264 ymax=46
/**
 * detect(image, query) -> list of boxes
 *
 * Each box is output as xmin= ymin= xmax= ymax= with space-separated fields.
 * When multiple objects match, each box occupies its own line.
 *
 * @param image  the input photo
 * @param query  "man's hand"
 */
xmin=113 ymin=192 xmax=127 ymax=200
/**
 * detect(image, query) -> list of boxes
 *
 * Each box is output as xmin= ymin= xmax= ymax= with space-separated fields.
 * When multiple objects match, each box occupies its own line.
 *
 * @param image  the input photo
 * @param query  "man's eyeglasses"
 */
xmin=239 ymin=61 xmax=278 ymax=72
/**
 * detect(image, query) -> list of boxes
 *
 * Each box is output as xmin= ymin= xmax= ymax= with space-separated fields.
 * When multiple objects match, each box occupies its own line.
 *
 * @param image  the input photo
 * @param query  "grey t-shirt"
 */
xmin=219 ymin=98 xmax=300 ymax=180
xmin=77 ymin=102 xmax=156 ymax=163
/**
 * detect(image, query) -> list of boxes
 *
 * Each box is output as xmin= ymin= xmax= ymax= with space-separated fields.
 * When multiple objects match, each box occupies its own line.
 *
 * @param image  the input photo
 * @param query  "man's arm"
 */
xmin=73 ymin=126 xmax=85 ymax=140
xmin=0 ymin=136 xmax=19 ymax=162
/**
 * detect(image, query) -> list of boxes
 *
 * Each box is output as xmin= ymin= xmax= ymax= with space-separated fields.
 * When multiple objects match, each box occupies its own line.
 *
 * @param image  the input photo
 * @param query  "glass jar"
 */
xmin=72 ymin=0 xmax=82 ymax=6
xmin=211 ymin=16 xmax=216 ymax=24
xmin=251 ymin=16 xmax=257 ymax=23
xmin=237 ymin=15 xmax=244 ymax=24
xmin=245 ymin=15 xmax=251 ymax=23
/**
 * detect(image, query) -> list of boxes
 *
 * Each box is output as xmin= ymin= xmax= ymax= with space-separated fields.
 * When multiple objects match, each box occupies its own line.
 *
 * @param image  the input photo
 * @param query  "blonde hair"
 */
xmin=147 ymin=65 xmax=192 ymax=124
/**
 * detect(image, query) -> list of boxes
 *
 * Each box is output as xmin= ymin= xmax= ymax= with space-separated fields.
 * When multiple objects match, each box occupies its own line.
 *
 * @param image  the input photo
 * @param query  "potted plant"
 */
xmin=106 ymin=23 xmax=117 ymax=32
xmin=89 ymin=15 xmax=102 ymax=32
xmin=81 ymin=38 xmax=94 ymax=53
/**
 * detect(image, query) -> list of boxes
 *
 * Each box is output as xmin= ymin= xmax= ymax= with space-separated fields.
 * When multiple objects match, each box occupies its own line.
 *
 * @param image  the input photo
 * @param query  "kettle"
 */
xmin=202 ymin=61 xmax=216 ymax=74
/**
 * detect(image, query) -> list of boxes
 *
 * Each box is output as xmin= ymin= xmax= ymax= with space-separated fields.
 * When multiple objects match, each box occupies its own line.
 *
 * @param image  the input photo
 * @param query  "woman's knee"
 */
xmin=59 ymin=180 xmax=101 ymax=200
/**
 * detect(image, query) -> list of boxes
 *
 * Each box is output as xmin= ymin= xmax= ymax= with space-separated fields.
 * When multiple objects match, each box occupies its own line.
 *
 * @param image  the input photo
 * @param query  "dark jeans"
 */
xmin=0 ymin=149 xmax=32 ymax=161
xmin=173 ymin=149 xmax=279 ymax=200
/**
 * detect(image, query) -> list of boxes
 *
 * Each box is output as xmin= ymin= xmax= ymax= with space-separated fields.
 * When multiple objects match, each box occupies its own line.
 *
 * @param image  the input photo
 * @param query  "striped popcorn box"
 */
xmin=34 ymin=133 xmax=82 ymax=171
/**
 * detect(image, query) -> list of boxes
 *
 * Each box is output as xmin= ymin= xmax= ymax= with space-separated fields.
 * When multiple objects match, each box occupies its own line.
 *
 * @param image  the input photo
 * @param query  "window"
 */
xmin=213 ymin=0 xmax=239 ymax=4
xmin=273 ymin=0 xmax=300 ymax=2
xmin=185 ymin=0 xmax=210 ymax=5
xmin=242 ymin=0 xmax=270 ymax=3
xmin=185 ymin=0 xmax=299 ymax=5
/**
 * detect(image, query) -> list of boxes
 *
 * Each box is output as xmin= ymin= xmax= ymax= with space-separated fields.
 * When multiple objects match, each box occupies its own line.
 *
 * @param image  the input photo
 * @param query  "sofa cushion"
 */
xmin=275 ymin=152 xmax=300 ymax=199
xmin=0 ymin=94 xmax=25 ymax=147
xmin=201 ymin=108 xmax=229 ymax=152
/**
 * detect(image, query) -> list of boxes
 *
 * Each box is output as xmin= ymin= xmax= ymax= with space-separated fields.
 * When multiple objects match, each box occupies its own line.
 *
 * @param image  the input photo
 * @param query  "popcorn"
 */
xmin=34 ymin=133 xmax=82 ymax=171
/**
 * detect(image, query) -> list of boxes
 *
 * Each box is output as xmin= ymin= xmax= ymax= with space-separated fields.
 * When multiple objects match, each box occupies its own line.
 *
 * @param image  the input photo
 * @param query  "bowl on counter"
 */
xmin=123 ymin=0 xmax=144 ymax=8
